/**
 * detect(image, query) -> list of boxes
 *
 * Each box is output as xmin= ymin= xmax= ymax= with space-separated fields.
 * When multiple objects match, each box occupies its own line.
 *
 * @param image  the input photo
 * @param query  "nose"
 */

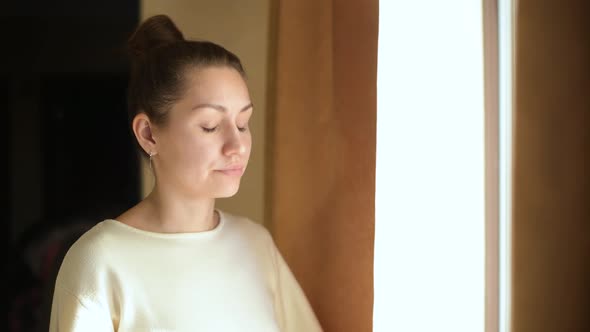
xmin=222 ymin=126 xmax=247 ymax=157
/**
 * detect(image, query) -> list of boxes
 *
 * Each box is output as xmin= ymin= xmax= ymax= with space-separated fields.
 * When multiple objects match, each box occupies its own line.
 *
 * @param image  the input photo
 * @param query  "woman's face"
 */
xmin=151 ymin=66 xmax=252 ymax=199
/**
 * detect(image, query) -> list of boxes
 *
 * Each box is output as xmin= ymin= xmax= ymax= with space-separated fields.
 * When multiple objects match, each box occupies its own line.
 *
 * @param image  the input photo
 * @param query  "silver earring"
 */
xmin=149 ymin=151 xmax=156 ymax=171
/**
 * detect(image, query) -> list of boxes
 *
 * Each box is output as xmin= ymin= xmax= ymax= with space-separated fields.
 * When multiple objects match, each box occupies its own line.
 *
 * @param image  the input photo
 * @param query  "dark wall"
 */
xmin=2 ymin=2 xmax=140 ymax=237
xmin=2 ymin=2 xmax=140 ymax=331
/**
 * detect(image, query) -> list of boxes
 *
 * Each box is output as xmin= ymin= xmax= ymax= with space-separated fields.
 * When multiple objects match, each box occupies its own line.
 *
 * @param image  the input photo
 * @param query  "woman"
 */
xmin=49 ymin=14 xmax=322 ymax=332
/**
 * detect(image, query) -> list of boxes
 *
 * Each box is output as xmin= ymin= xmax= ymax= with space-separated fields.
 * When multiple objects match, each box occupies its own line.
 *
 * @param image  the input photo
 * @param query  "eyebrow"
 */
xmin=191 ymin=102 xmax=254 ymax=113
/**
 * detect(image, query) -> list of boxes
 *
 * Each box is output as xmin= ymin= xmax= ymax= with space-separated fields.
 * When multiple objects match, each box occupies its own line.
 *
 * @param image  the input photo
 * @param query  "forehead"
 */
xmin=182 ymin=66 xmax=250 ymax=103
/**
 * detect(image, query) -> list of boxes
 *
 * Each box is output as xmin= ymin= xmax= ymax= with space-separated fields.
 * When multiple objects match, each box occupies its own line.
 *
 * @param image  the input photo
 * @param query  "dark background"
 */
xmin=2 ymin=1 xmax=140 ymax=330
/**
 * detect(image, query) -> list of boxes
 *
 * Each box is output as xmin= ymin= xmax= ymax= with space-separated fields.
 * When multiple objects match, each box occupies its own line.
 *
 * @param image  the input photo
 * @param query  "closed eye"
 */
xmin=202 ymin=126 xmax=248 ymax=133
xmin=202 ymin=126 xmax=218 ymax=133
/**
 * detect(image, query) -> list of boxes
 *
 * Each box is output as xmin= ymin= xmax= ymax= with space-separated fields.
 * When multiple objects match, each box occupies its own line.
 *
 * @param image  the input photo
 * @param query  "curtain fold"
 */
xmin=512 ymin=1 xmax=590 ymax=331
xmin=269 ymin=0 xmax=378 ymax=331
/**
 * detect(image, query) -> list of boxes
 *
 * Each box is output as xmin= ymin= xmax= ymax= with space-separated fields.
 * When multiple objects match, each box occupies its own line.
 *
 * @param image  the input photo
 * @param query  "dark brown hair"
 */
xmin=126 ymin=15 xmax=246 ymax=128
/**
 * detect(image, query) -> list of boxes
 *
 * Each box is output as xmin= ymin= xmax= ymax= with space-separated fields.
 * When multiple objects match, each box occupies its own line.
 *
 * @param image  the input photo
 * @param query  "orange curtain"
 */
xmin=512 ymin=0 xmax=590 ymax=331
xmin=268 ymin=0 xmax=378 ymax=331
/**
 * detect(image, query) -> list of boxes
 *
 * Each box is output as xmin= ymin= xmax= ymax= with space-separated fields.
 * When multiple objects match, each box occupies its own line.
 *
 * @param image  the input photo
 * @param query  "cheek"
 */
xmin=168 ymin=132 xmax=217 ymax=171
xmin=181 ymin=141 xmax=218 ymax=171
xmin=245 ymin=133 xmax=253 ymax=154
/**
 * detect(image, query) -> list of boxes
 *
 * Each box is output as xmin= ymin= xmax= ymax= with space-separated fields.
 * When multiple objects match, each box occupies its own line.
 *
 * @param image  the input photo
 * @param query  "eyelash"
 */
xmin=201 ymin=126 xmax=248 ymax=133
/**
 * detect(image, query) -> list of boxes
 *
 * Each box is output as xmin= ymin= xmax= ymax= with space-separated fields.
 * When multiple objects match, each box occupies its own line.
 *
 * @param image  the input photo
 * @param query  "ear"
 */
xmin=132 ymin=113 xmax=158 ymax=155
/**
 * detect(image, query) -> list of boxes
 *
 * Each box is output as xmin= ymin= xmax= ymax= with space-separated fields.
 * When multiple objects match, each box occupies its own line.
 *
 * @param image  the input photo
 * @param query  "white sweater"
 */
xmin=49 ymin=209 xmax=322 ymax=332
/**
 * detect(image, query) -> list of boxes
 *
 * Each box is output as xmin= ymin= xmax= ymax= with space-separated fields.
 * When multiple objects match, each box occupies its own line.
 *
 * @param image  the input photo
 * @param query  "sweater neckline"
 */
xmin=102 ymin=209 xmax=226 ymax=239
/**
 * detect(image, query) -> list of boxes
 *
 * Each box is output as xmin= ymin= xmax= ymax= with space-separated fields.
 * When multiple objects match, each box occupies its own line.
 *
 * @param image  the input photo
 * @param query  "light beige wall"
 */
xmin=139 ymin=0 xmax=271 ymax=225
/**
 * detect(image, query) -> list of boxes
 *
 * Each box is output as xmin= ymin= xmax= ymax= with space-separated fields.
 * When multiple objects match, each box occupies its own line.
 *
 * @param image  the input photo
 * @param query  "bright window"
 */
xmin=374 ymin=1 xmax=514 ymax=331
xmin=374 ymin=1 xmax=486 ymax=331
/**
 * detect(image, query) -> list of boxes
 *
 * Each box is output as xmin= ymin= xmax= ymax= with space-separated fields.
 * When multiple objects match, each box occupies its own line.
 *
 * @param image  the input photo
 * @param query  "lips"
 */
xmin=215 ymin=165 xmax=245 ymax=176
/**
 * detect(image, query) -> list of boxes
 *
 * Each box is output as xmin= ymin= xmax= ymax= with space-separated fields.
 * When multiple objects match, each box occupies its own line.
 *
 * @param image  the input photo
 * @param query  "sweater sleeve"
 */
xmin=49 ymin=283 xmax=114 ymax=332
xmin=271 ymin=241 xmax=323 ymax=332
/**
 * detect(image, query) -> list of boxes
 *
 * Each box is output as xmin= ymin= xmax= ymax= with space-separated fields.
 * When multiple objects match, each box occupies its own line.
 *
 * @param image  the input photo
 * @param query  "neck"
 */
xmin=141 ymin=184 xmax=219 ymax=233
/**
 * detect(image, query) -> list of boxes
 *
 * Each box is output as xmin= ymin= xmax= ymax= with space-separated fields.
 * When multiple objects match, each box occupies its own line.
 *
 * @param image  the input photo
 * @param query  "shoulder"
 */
xmin=219 ymin=209 xmax=274 ymax=244
xmin=54 ymin=221 xmax=115 ymax=292
xmin=61 ymin=221 xmax=112 ymax=262
xmin=218 ymin=210 xmax=281 ymax=281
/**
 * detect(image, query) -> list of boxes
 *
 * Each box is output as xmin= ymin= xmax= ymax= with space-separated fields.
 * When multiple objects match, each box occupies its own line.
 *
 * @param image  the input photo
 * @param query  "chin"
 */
xmin=215 ymin=183 xmax=241 ymax=198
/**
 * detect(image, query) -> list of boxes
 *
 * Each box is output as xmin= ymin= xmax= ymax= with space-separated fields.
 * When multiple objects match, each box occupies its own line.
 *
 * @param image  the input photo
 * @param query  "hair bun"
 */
xmin=127 ymin=15 xmax=185 ymax=60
